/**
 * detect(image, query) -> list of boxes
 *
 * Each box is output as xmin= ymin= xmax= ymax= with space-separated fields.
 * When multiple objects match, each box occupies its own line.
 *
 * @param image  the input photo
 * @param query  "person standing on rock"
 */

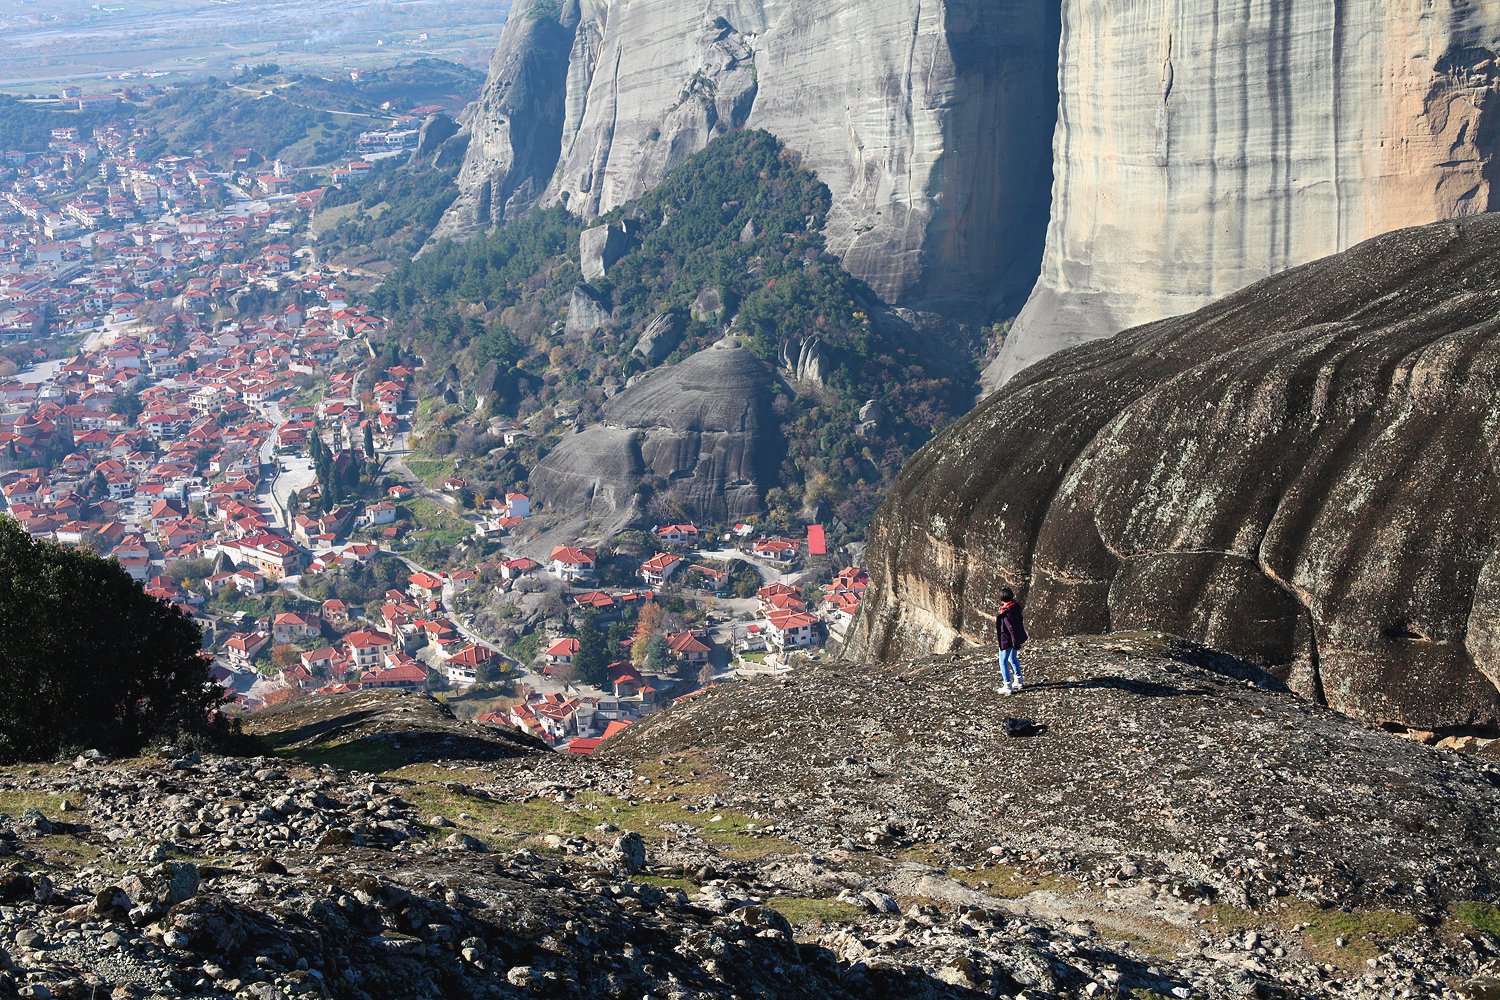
xmin=996 ymin=588 xmax=1027 ymax=695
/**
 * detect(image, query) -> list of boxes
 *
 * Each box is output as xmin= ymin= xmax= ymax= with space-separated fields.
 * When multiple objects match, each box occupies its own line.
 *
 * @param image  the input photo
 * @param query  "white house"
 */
xmin=548 ymin=545 xmax=597 ymax=583
xmin=639 ymin=552 xmax=682 ymax=587
xmin=766 ymin=609 xmax=820 ymax=652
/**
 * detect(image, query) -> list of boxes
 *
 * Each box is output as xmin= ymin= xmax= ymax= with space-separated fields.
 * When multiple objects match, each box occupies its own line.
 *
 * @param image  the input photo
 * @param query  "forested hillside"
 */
xmin=0 ymin=96 xmax=112 ymax=151
xmin=374 ymin=131 xmax=969 ymax=534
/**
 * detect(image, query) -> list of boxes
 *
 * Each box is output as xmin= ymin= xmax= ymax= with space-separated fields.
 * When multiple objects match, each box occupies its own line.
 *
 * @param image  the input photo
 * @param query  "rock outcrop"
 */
xmin=412 ymin=113 xmax=459 ymax=158
xmin=563 ymin=283 xmax=612 ymax=337
xmin=435 ymin=0 xmax=582 ymax=241
xmin=633 ymin=309 xmax=684 ymax=362
xmin=529 ymin=341 xmax=779 ymax=535
xmin=446 ymin=0 xmax=1500 ymax=385
xmin=0 ymin=701 xmax=977 ymax=1000
xmin=617 ymin=634 xmax=1500 ymax=914
xmin=435 ymin=0 xmax=1060 ymax=312
xmin=578 ymin=219 xmax=637 ymax=282
xmin=990 ymin=0 xmax=1500 ymax=386
xmin=853 ymin=216 xmax=1500 ymax=730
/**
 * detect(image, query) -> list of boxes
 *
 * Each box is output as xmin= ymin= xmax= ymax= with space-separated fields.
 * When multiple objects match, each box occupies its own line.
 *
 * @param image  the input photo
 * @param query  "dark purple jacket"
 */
xmin=996 ymin=602 xmax=1027 ymax=650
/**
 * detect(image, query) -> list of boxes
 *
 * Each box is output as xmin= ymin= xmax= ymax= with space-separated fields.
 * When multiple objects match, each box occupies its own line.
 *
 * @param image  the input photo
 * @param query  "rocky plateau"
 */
xmin=3 ymin=639 xmax=1500 ymax=998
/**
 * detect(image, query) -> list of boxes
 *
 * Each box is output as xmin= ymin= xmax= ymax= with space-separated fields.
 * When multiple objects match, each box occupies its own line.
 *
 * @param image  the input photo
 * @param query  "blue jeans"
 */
xmin=998 ymin=648 xmax=1022 ymax=687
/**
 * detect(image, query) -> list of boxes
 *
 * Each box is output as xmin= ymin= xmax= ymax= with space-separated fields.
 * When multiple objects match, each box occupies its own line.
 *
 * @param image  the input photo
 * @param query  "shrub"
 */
xmin=0 ymin=519 xmax=227 ymax=762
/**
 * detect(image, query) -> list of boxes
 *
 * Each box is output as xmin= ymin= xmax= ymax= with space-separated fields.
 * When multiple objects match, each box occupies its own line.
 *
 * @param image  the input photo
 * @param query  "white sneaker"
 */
xmin=997 ymin=684 xmax=1012 ymax=695
xmin=1012 ymin=680 xmax=1024 ymax=692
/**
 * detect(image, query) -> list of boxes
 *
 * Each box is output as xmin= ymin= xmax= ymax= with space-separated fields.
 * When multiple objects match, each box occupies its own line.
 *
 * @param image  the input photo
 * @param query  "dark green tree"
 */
xmin=113 ymin=390 xmax=143 ymax=421
xmin=572 ymin=616 xmax=610 ymax=689
xmin=362 ymin=421 xmax=376 ymax=459
xmin=0 ymin=519 xmax=227 ymax=762
xmin=309 ymin=430 xmax=329 ymax=490
xmin=644 ymin=634 xmax=672 ymax=677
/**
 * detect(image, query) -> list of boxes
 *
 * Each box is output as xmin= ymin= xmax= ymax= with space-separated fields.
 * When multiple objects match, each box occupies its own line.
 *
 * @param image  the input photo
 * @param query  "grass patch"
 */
xmin=35 ymin=833 xmax=109 ymax=867
xmin=627 ymin=752 xmax=730 ymax=796
xmin=507 ymin=629 xmax=543 ymax=667
xmin=400 ymin=782 xmax=519 ymax=850
xmin=398 ymin=780 xmax=792 ymax=860
xmin=401 ymin=496 xmax=467 ymax=546
xmin=1097 ymin=917 xmax=1196 ymax=962
xmin=404 ymin=458 xmax=455 ymax=488
xmin=601 ymin=797 xmax=788 ymax=861
xmin=1200 ymin=902 xmax=1259 ymax=929
xmin=767 ymin=896 xmax=864 ymax=927
xmin=311 ymin=201 xmax=359 ymax=236
xmin=1298 ymin=906 xmax=1419 ymax=964
xmin=1201 ymin=902 xmax=1420 ymax=968
xmin=260 ymin=735 xmax=414 ymax=773
xmin=0 ymin=790 xmax=69 ymax=818
xmin=897 ymin=844 xmax=947 ymax=867
xmin=1450 ymin=901 xmax=1500 ymax=938
xmin=948 ymin=864 xmax=1081 ymax=899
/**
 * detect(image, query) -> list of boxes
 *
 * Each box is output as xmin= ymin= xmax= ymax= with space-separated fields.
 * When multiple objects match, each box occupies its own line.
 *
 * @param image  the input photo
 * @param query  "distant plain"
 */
xmin=0 ymin=0 xmax=510 ymax=92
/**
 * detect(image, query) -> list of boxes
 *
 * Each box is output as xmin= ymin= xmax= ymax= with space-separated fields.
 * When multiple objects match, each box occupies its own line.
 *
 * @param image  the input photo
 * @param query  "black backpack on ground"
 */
xmin=1002 ymin=717 xmax=1044 ymax=738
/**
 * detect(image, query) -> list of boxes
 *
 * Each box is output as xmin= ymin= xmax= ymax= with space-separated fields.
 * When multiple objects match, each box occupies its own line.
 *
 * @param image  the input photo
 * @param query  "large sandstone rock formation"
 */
xmin=438 ymin=0 xmax=581 ymax=235
xmin=989 ymin=0 xmax=1500 ymax=386
xmin=434 ymin=0 xmax=1059 ymax=311
xmin=529 ymin=341 xmax=780 ymax=535
xmin=851 ymin=216 xmax=1500 ymax=730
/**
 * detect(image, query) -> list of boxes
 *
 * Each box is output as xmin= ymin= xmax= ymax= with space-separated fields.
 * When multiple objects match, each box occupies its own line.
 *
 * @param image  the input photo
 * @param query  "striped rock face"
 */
xmin=991 ymin=0 xmax=1500 ymax=388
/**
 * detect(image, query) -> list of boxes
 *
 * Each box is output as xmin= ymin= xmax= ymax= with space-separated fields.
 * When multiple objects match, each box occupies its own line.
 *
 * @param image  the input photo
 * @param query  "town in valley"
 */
xmin=0 ymin=79 xmax=871 ymax=756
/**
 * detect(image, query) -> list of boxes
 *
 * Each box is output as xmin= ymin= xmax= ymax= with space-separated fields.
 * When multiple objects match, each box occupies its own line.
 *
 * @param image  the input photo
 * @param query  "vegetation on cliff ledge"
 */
xmin=372 ymin=130 xmax=967 ymax=533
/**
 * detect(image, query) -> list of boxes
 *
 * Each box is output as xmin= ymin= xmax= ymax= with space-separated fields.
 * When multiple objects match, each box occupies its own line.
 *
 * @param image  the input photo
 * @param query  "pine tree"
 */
xmin=644 ymin=634 xmax=672 ymax=676
xmin=573 ymin=616 xmax=610 ymax=688
xmin=363 ymin=421 xmax=375 ymax=459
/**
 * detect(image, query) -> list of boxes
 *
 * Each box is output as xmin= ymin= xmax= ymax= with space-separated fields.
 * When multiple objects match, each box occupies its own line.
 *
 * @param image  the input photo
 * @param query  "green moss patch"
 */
xmin=1449 ymin=901 xmax=1500 ymax=938
xmin=767 ymin=896 xmax=864 ymax=927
